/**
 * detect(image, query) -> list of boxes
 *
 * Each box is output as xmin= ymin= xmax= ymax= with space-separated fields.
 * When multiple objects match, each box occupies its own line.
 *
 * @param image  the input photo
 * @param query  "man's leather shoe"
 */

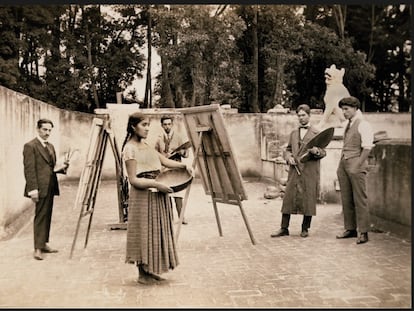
xmin=270 ymin=228 xmax=289 ymax=238
xmin=356 ymin=232 xmax=369 ymax=244
xmin=300 ymin=229 xmax=309 ymax=238
xmin=34 ymin=249 xmax=43 ymax=260
xmin=41 ymin=245 xmax=58 ymax=253
xmin=336 ymin=230 xmax=357 ymax=239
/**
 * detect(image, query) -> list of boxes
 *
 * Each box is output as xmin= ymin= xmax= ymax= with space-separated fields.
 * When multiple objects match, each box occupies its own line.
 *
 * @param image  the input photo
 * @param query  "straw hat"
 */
xmin=373 ymin=130 xmax=390 ymax=144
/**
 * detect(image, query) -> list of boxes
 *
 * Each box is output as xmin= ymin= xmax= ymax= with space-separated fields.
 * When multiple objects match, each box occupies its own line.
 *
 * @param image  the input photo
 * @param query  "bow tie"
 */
xmin=299 ymin=125 xmax=309 ymax=129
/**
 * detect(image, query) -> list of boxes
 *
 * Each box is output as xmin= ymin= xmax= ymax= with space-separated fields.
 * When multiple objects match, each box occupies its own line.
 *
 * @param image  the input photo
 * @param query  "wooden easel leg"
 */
xmin=212 ymin=199 xmax=223 ymax=237
xmin=237 ymin=201 xmax=256 ymax=245
xmin=84 ymin=211 xmax=94 ymax=248
xmin=174 ymin=184 xmax=191 ymax=242
xmin=69 ymin=207 xmax=84 ymax=259
xmin=175 ymin=130 xmax=204 ymax=243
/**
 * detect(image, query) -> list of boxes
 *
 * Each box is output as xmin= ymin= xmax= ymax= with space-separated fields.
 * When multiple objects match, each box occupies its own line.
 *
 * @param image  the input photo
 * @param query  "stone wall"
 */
xmin=0 ymin=86 xmax=411 ymax=239
xmin=367 ymin=140 xmax=411 ymax=239
xmin=0 ymin=86 xmax=94 ymax=238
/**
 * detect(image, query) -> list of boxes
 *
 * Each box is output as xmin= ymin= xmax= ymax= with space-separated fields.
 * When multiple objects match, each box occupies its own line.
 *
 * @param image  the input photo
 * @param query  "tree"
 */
xmin=143 ymin=5 xmax=152 ymax=108
xmin=16 ymin=6 xmax=55 ymax=101
xmin=304 ymin=4 xmax=411 ymax=112
xmin=152 ymin=5 xmax=244 ymax=108
xmin=0 ymin=6 xmax=21 ymax=88
xmin=66 ymin=4 xmax=145 ymax=110
xmin=288 ymin=21 xmax=375 ymax=111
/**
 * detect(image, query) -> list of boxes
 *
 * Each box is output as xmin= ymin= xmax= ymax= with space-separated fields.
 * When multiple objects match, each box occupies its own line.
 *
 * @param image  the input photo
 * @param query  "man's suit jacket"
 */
xmin=23 ymin=138 xmax=59 ymax=198
xmin=284 ymin=126 xmax=322 ymax=170
xmin=282 ymin=125 xmax=326 ymax=215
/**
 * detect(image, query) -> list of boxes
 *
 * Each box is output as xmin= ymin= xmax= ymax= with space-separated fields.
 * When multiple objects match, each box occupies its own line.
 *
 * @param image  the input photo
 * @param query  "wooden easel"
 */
xmin=69 ymin=114 xmax=128 ymax=259
xmin=176 ymin=105 xmax=256 ymax=245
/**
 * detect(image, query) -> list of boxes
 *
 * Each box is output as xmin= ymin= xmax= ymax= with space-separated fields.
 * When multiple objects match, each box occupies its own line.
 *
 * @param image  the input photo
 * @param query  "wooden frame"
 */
xmin=69 ymin=114 xmax=127 ymax=258
xmin=177 ymin=104 xmax=256 ymax=245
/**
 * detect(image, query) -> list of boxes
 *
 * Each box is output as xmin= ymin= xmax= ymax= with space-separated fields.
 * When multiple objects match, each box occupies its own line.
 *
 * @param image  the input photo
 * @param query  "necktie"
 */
xmin=299 ymin=125 xmax=309 ymax=140
xmin=163 ymin=134 xmax=171 ymax=153
xmin=44 ymin=142 xmax=54 ymax=160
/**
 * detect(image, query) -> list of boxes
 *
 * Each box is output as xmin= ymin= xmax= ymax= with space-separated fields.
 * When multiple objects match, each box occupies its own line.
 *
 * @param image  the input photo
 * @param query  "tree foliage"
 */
xmin=0 ymin=4 xmax=410 ymax=113
xmin=304 ymin=4 xmax=411 ymax=112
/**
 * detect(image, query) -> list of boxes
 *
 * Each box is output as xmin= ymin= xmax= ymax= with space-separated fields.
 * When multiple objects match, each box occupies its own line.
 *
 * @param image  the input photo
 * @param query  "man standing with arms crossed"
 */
xmin=155 ymin=116 xmax=190 ymax=224
xmin=336 ymin=96 xmax=374 ymax=244
xmin=23 ymin=118 xmax=68 ymax=260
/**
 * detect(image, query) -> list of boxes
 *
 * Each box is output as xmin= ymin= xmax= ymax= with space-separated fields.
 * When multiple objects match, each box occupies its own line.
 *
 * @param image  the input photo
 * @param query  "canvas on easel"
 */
xmin=177 ymin=104 xmax=255 ymax=245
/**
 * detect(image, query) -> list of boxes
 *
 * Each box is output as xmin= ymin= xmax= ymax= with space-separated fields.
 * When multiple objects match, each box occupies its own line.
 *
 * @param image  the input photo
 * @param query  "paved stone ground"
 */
xmin=0 ymin=179 xmax=411 ymax=308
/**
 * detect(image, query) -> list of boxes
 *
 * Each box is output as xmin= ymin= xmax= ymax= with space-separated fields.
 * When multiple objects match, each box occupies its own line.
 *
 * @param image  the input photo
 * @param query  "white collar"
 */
xmin=37 ymin=136 xmax=49 ymax=147
xmin=349 ymin=109 xmax=363 ymax=124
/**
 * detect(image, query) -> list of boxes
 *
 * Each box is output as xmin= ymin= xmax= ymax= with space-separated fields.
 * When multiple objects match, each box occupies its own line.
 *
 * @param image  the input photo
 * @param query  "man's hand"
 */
xmin=30 ymin=193 xmax=39 ymax=203
xmin=287 ymin=156 xmax=296 ymax=166
xmin=308 ymin=147 xmax=320 ymax=155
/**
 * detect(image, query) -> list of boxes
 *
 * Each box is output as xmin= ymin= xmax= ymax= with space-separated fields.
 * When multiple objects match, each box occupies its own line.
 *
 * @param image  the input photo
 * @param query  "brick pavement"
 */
xmin=0 ymin=179 xmax=411 ymax=308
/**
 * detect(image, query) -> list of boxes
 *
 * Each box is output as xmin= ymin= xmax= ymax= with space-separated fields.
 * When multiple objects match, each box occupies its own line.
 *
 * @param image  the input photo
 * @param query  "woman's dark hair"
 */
xmin=121 ymin=112 xmax=147 ymax=151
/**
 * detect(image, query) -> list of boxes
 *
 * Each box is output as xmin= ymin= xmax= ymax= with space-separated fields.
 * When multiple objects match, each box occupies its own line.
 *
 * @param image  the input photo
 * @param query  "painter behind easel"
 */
xmin=120 ymin=112 xmax=193 ymax=285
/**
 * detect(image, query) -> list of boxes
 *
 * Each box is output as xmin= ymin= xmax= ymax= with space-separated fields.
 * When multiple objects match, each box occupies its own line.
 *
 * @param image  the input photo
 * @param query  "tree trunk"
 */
xmin=333 ymin=5 xmax=346 ymax=40
xmin=398 ymin=42 xmax=407 ymax=112
xmin=159 ymin=28 xmax=174 ymax=108
xmin=367 ymin=5 xmax=376 ymax=63
xmin=144 ymin=5 xmax=152 ymax=108
xmin=203 ymin=61 xmax=213 ymax=106
xmin=81 ymin=5 xmax=99 ymax=110
xmin=251 ymin=5 xmax=259 ymax=112
xmin=87 ymin=37 xmax=100 ymax=109
xmin=272 ymin=51 xmax=285 ymax=107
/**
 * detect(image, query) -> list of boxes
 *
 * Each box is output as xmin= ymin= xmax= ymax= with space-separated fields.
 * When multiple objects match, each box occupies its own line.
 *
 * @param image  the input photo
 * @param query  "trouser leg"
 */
xmin=33 ymin=194 xmax=53 ymax=249
xmin=302 ymin=215 xmax=312 ymax=230
xmin=281 ymin=213 xmax=290 ymax=229
xmin=337 ymin=160 xmax=357 ymax=230
xmin=175 ymin=197 xmax=182 ymax=217
xmin=349 ymin=167 xmax=370 ymax=233
xmin=175 ymin=197 xmax=187 ymax=224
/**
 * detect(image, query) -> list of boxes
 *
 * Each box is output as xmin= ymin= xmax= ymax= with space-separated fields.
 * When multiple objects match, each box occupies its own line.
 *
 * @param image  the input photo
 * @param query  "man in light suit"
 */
xmin=155 ymin=116 xmax=190 ymax=224
xmin=336 ymin=96 xmax=374 ymax=244
xmin=23 ymin=118 xmax=68 ymax=260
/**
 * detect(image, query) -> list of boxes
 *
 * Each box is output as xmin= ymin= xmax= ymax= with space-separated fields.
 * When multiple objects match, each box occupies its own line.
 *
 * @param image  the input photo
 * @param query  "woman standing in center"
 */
xmin=121 ymin=112 xmax=190 ymax=285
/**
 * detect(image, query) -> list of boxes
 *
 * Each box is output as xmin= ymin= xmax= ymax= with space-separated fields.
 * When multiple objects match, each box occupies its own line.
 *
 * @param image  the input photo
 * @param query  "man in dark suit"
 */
xmin=23 ymin=118 xmax=68 ymax=260
xmin=270 ymin=104 xmax=326 ymax=238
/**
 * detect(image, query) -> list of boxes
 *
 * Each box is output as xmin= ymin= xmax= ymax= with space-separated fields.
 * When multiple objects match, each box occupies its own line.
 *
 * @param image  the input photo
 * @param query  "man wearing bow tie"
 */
xmin=271 ymin=104 xmax=326 ymax=238
xmin=23 ymin=119 xmax=68 ymax=260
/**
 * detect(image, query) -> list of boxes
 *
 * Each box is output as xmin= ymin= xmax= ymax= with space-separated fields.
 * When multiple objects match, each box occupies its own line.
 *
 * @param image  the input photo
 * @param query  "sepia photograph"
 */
xmin=0 ymin=2 xmax=411 ymax=308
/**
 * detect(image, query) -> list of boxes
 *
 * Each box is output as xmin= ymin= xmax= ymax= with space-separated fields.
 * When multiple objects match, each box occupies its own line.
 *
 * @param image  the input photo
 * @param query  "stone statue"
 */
xmin=317 ymin=64 xmax=349 ymax=130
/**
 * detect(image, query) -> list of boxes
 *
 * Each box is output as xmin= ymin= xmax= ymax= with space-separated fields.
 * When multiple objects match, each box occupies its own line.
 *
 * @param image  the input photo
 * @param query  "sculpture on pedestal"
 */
xmin=317 ymin=64 xmax=349 ymax=130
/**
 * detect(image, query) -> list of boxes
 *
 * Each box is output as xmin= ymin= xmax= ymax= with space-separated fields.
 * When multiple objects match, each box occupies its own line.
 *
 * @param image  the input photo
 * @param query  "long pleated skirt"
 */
xmin=125 ymin=187 xmax=179 ymax=274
